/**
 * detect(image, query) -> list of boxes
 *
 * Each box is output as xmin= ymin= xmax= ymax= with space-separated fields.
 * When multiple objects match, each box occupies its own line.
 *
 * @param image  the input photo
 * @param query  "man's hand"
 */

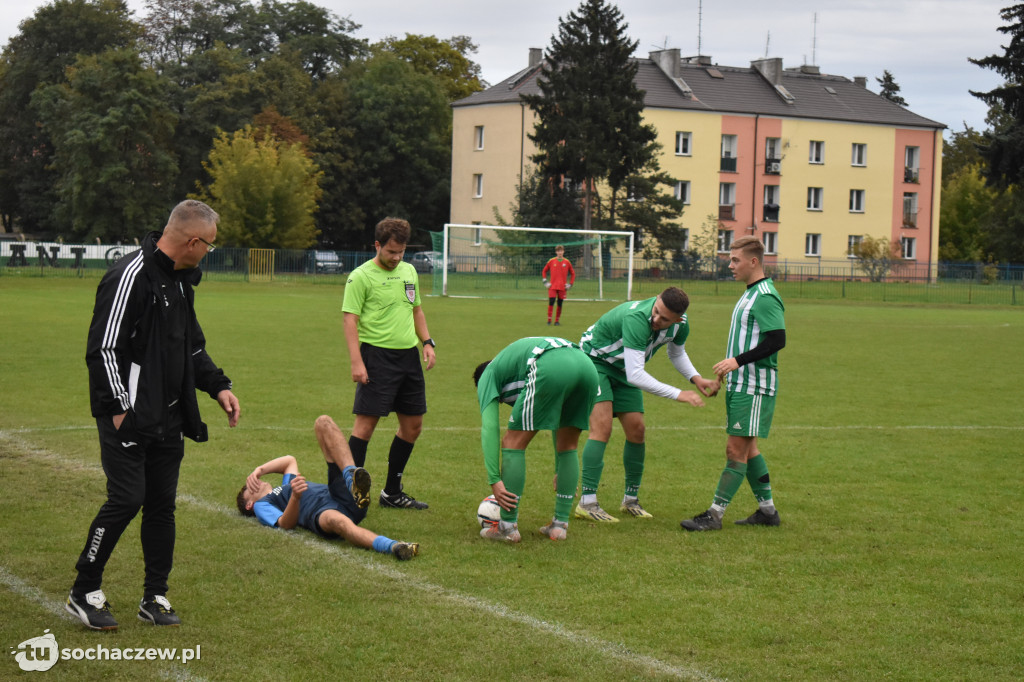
xmin=217 ymin=390 xmax=241 ymax=427
xmin=350 ymin=361 xmax=369 ymax=385
xmin=675 ymin=390 xmax=705 ymax=407
xmin=566 ymin=282 xmax=572 ymax=290
xmin=542 ymin=279 xmax=549 ymax=288
xmin=713 ymin=357 xmax=740 ymax=380
xmin=422 ymin=344 xmax=436 ymax=370
xmin=490 ymin=480 xmax=519 ymax=512
xmin=245 ymin=466 xmax=264 ymax=495
xmin=693 ymin=375 xmax=720 ymax=397
xmin=290 ymin=474 xmax=307 ymax=497
xmin=112 ymin=413 xmax=127 ymax=430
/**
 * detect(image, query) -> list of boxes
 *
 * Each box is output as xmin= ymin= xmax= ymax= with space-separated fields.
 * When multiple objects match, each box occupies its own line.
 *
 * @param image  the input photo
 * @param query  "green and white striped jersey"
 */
xmin=477 ymin=336 xmax=577 ymax=409
xmin=579 ymin=297 xmax=689 ymax=376
xmin=726 ymin=278 xmax=785 ymax=396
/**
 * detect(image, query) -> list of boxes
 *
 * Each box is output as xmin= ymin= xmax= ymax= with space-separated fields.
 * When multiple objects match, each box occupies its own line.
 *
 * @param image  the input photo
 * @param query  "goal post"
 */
xmin=437 ymin=224 xmax=634 ymax=301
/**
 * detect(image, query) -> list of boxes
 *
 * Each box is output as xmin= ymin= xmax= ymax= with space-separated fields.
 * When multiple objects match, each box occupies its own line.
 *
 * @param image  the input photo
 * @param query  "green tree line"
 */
xmin=0 ymin=0 xmax=484 ymax=249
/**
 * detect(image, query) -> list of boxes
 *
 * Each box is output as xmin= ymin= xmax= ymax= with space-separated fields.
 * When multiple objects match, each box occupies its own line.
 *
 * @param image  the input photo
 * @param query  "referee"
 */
xmin=342 ymin=217 xmax=436 ymax=509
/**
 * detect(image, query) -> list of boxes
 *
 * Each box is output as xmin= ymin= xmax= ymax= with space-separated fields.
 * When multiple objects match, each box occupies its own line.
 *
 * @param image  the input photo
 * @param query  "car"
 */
xmin=409 ymin=251 xmax=455 ymax=273
xmin=313 ymin=250 xmax=344 ymax=274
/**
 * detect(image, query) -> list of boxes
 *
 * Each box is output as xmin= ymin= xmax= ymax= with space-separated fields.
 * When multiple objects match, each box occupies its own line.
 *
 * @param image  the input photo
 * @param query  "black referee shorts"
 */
xmin=353 ymin=344 xmax=427 ymax=417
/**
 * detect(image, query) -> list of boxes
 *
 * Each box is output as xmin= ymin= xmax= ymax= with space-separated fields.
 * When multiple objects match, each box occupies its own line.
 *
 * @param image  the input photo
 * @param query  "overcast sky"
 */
xmin=0 ymin=0 xmax=1010 ymax=136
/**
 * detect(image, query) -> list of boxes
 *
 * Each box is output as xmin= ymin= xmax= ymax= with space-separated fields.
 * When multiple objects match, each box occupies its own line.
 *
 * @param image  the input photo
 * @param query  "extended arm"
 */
xmin=624 ymin=348 xmax=705 ymax=406
xmin=667 ymin=342 xmax=719 ymax=397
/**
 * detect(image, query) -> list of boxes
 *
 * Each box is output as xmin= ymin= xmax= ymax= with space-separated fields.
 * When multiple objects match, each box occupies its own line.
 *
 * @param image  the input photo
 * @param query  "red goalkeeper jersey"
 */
xmin=542 ymin=257 xmax=575 ymax=290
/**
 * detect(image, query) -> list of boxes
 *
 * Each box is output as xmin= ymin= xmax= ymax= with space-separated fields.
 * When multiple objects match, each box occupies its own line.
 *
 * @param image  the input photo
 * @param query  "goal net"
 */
xmin=432 ymin=224 xmax=634 ymax=300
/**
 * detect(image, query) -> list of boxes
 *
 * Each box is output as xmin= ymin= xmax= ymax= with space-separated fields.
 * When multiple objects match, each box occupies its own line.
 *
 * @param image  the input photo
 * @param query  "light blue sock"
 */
xmin=342 ymin=465 xmax=355 ymax=489
xmin=371 ymin=536 xmax=396 ymax=554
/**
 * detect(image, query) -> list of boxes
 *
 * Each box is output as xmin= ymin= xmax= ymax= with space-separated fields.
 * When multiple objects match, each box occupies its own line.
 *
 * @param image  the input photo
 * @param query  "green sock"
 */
xmin=554 ymin=449 xmax=579 ymax=522
xmin=746 ymin=454 xmax=773 ymax=505
xmin=580 ymin=439 xmax=607 ymax=496
xmin=499 ymin=448 xmax=526 ymax=523
xmin=712 ymin=460 xmax=748 ymax=510
xmin=622 ymin=440 xmax=645 ymax=497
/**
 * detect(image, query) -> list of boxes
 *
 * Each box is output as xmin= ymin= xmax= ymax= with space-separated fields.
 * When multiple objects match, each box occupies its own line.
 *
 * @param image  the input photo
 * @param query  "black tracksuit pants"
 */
xmin=73 ymin=416 xmax=184 ymax=598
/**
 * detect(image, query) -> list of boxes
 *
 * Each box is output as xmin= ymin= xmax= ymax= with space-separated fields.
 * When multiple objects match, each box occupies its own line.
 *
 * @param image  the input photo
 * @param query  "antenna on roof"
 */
xmin=812 ymin=12 xmax=818 ymax=65
xmin=765 ymin=31 xmax=770 ymax=58
xmin=697 ymin=0 xmax=703 ymax=56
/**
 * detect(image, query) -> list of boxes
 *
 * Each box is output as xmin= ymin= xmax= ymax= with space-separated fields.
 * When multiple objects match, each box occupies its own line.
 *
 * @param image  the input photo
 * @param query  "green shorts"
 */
xmin=593 ymin=364 xmax=645 ymax=414
xmin=508 ymin=348 xmax=600 ymax=432
xmin=725 ymin=391 xmax=776 ymax=438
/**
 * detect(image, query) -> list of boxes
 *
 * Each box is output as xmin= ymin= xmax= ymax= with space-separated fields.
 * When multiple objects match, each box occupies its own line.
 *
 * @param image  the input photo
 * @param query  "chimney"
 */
xmin=649 ymin=48 xmax=681 ymax=78
xmin=853 ymin=76 xmax=867 ymax=87
xmin=799 ymin=64 xmax=820 ymax=75
xmin=751 ymin=57 xmax=783 ymax=85
xmin=528 ymin=48 xmax=543 ymax=68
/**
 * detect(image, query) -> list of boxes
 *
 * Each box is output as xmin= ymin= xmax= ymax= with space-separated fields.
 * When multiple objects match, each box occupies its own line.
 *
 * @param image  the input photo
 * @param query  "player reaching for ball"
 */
xmin=541 ymin=245 xmax=575 ymax=326
xmin=473 ymin=337 xmax=600 ymax=542
xmin=237 ymin=415 xmax=419 ymax=559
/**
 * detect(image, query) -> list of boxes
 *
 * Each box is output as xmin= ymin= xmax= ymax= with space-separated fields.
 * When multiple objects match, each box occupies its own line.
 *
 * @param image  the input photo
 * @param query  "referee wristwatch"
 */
xmin=422 ymin=338 xmax=436 ymax=348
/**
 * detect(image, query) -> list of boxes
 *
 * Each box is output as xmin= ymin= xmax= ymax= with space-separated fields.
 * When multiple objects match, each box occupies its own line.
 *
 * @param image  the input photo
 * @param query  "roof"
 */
xmin=454 ymin=57 xmax=945 ymax=130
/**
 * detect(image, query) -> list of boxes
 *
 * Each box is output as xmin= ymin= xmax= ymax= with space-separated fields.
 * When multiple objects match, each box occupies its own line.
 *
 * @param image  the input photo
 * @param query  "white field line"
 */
xmin=0 ymin=567 xmax=208 ymax=682
xmin=0 ymin=429 xmax=721 ymax=682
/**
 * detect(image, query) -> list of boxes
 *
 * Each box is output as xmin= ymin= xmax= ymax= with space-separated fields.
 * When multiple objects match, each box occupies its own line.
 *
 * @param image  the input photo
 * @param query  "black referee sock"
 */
xmin=384 ymin=435 xmax=414 ymax=495
xmin=348 ymin=435 xmax=369 ymax=468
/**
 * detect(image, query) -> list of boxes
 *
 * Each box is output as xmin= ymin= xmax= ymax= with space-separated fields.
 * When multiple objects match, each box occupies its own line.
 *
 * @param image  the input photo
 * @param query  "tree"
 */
xmin=939 ymin=164 xmax=998 ymax=262
xmin=942 ymin=123 xmax=986 ymax=182
xmin=493 ymin=166 xmax=584 ymax=229
xmin=34 ymin=48 xmax=178 ymax=242
xmin=521 ymin=0 xmax=657 ymax=235
xmin=598 ymin=158 xmax=684 ymax=259
xmin=852 ymin=235 xmax=903 ymax=282
xmin=193 ymin=124 xmax=322 ymax=248
xmin=0 ymin=0 xmax=140 ymax=234
xmin=876 ymin=69 xmax=907 ymax=106
xmin=374 ymin=34 xmax=485 ymax=102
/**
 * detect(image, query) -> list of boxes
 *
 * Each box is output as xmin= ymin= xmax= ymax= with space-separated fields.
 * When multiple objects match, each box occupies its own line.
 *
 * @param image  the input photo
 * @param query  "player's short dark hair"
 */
xmin=473 ymin=361 xmax=491 ymax=387
xmin=731 ymin=235 xmax=765 ymax=261
xmin=236 ymin=486 xmax=255 ymax=517
xmin=659 ymin=287 xmax=689 ymax=315
xmin=375 ymin=217 xmax=411 ymax=246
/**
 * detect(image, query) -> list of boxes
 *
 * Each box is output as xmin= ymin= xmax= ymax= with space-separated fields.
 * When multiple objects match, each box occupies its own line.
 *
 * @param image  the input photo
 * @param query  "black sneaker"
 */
xmin=138 ymin=595 xmax=181 ymax=626
xmin=66 ymin=589 xmax=118 ymax=630
xmin=392 ymin=542 xmax=420 ymax=560
xmin=735 ymin=508 xmax=781 ymax=526
xmin=379 ymin=488 xmax=428 ymax=509
xmin=349 ymin=467 xmax=372 ymax=509
xmin=680 ymin=510 xmax=723 ymax=532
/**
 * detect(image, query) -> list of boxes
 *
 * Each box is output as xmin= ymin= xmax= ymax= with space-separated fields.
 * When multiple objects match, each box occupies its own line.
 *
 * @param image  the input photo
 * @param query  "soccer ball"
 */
xmin=476 ymin=495 xmax=501 ymax=528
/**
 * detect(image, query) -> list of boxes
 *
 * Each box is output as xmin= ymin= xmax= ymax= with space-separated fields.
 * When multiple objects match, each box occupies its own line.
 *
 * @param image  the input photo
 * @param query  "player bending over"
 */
xmin=236 ymin=415 xmax=419 ymax=559
xmin=473 ymin=337 xmax=600 ymax=542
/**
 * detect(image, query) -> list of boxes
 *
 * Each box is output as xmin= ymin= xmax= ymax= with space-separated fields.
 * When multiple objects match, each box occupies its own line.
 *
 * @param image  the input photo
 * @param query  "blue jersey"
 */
xmin=253 ymin=473 xmax=349 ymax=534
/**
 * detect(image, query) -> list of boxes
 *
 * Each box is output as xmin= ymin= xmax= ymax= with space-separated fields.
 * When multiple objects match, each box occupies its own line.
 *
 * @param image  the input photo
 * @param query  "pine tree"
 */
xmin=521 ymin=0 xmax=656 ymax=234
xmin=876 ymin=69 xmax=907 ymax=106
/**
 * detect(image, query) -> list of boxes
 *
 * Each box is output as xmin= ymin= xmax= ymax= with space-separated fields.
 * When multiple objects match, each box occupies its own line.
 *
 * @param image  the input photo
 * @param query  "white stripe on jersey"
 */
xmin=101 ymin=251 xmax=144 ymax=412
xmin=522 ymin=360 xmax=539 ymax=431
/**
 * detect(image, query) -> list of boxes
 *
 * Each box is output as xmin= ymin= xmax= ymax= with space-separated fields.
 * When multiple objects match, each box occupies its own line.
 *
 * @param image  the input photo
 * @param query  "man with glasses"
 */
xmin=67 ymin=199 xmax=241 ymax=631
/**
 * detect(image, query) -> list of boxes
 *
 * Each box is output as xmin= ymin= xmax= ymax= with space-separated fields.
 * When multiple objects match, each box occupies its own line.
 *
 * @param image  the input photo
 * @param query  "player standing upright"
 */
xmin=542 ymin=245 xmax=575 ymax=326
xmin=575 ymin=287 xmax=719 ymax=522
xmin=680 ymin=236 xmax=786 ymax=531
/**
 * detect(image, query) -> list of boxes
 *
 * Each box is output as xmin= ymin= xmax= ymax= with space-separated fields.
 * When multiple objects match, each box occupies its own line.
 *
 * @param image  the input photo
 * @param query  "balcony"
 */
xmin=904 ymin=167 xmax=919 ymax=183
xmin=720 ymin=156 xmax=737 ymax=172
xmin=765 ymin=158 xmax=782 ymax=175
xmin=903 ymin=211 xmax=918 ymax=228
xmin=719 ymin=204 xmax=735 ymax=220
xmin=763 ymin=204 xmax=779 ymax=222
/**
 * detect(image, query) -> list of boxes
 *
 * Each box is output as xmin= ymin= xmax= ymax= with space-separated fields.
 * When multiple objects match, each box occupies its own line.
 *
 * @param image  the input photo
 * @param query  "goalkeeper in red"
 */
xmin=473 ymin=337 xmax=599 ymax=542
xmin=541 ymin=245 xmax=575 ymax=326
xmin=680 ymin=236 xmax=786 ymax=531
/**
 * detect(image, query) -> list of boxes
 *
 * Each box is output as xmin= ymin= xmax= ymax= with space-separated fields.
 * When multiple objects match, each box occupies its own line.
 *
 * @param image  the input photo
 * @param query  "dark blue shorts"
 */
xmin=308 ymin=462 xmax=368 ymax=537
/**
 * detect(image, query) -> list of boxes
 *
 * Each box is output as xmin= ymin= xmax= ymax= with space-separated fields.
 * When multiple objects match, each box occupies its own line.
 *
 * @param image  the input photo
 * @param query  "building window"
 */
xmin=674 ymin=180 xmax=690 ymax=204
xmin=805 ymin=233 xmax=821 ymax=257
xmin=904 ymin=146 xmax=920 ymax=182
xmin=809 ymin=140 xmax=824 ymax=164
xmin=675 ymin=131 xmax=692 ymax=156
xmin=763 ymin=231 xmax=778 ymax=255
xmin=473 ymin=227 xmax=482 ymax=245
xmin=474 ymin=125 xmax=484 ymax=150
xmin=765 ymin=137 xmax=782 ymax=174
xmin=847 ymin=234 xmax=863 ymax=257
xmin=473 ymin=174 xmax=483 ymax=198
xmin=901 ymin=236 xmax=916 ymax=259
xmin=903 ymin=192 xmax=918 ymax=227
xmin=627 ymin=184 xmax=644 ymax=202
xmin=851 ymin=143 xmax=867 ymax=166
xmin=849 ymin=189 xmax=865 ymax=213
xmin=807 ymin=187 xmax=823 ymax=210
xmin=720 ymin=134 xmax=737 ymax=171
xmin=763 ymin=185 xmax=780 ymax=222
xmin=719 ymin=182 xmax=736 ymax=220
xmin=680 ymin=228 xmax=690 ymax=252
xmin=718 ymin=229 xmax=734 ymax=253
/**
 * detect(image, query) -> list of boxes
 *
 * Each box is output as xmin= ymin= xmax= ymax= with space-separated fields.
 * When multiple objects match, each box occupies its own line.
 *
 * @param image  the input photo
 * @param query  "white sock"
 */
xmin=581 ymin=493 xmax=597 ymax=506
xmin=709 ymin=504 xmax=726 ymax=520
xmin=759 ymin=500 xmax=777 ymax=514
xmin=622 ymin=494 xmax=638 ymax=505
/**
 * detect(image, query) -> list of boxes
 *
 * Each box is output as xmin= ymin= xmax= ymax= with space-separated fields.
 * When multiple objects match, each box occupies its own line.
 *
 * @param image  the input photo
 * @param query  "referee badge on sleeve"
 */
xmin=405 ymin=282 xmax=416 ymax=303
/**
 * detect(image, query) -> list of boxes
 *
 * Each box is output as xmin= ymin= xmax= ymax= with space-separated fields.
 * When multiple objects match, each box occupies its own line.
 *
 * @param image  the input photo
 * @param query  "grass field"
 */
xmin=1 ymin=277 xmax=1022 ymax=681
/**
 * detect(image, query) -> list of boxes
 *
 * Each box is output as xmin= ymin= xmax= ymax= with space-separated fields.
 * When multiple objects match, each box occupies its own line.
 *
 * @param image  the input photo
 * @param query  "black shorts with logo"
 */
xmin=353 ymin=344 xmax=427 ymax=417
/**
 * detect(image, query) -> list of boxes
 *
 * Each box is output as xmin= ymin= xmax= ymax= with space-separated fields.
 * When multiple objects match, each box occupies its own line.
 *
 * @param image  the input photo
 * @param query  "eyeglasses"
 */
xmin=191 ymin=236 xmax=216 ymax=252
